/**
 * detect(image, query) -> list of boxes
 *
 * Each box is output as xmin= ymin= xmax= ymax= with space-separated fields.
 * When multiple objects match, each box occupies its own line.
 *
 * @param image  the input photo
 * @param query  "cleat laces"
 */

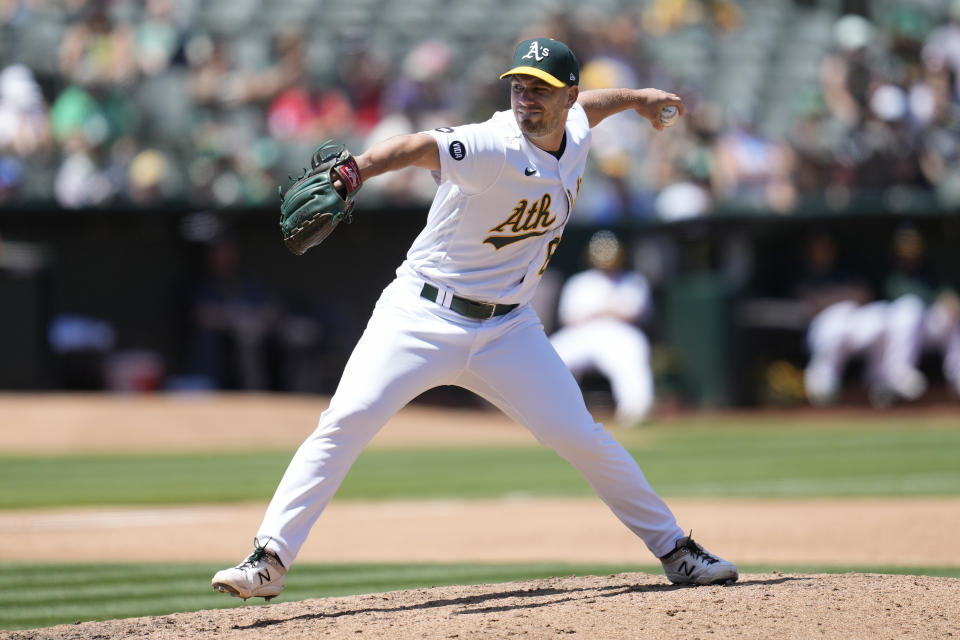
xmin=238 ymin=537 xmax=284 ymax=570
xmin=683 ymin=538 xmax=720 ymax=565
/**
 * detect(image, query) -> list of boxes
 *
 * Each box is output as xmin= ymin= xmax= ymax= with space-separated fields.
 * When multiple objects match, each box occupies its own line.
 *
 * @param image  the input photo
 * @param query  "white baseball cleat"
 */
xmin=212 ymin=538 xmax=287 ymax=601
xmin=660 ymin=534 xmax=738 ymax=586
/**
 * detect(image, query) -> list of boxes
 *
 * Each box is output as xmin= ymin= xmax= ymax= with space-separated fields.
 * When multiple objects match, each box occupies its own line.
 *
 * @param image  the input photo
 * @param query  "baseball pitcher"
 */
xmin=212 ymin=37 xmax=737 ymax=601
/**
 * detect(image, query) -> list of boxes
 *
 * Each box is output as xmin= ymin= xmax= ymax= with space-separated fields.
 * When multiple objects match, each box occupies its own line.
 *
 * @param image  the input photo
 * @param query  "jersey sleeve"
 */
xmin=425 ymin=122 xmax=505 ymax=195
xmin=568 ymin=102 xmax=590 ymax=133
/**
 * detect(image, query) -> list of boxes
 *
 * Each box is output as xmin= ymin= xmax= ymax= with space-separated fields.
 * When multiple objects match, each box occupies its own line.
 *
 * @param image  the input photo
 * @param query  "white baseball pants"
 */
xmin=256 ymin=272 xmax=683 ymax=567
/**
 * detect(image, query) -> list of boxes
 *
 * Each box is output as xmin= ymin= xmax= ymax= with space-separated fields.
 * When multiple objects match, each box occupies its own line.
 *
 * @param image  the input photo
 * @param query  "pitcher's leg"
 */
xmin=257 ymin=305 xmax=463 ymax=566
xmin=462 ymin=314 xmax=683 ymax=558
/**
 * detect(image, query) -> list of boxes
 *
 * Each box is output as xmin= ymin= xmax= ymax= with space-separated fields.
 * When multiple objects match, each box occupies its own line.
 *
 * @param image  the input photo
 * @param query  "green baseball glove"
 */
xmin=279 ymin=140 xmax=363 ymax=255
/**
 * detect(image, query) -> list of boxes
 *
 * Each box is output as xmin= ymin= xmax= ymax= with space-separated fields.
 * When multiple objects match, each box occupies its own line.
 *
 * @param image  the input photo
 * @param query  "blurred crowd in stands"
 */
xmin=0 ymin=0 xmax=958 ymax=223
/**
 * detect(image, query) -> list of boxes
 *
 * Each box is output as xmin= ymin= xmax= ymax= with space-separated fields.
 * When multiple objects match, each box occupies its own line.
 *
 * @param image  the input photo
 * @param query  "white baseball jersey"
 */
xmin=399 ymin=103 xmax=592 ymax=305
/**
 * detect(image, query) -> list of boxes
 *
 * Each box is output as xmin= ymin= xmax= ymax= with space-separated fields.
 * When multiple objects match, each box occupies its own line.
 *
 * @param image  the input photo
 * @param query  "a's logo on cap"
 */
xmin=522 ymin=41 xmax=550 ymax=62
xmin=570 ymin=73 xmax=576 ymax=82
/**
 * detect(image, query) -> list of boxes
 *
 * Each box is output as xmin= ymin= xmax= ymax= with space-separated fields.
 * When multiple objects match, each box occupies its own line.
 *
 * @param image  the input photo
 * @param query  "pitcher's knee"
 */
xmin=307 ymin=405 xmax=388 ymax=453
xmin=537 ymin=420 xmax=613 ymax=458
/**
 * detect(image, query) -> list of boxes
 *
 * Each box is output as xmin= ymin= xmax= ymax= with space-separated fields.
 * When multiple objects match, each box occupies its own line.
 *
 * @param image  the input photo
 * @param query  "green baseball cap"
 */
xmin=499 ymin=38 xmax=579 ymax=88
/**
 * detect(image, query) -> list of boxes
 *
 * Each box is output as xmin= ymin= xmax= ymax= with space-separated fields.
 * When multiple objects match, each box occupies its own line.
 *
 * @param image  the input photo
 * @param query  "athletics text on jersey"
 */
xmin=402 ymin=103 xmax=591 ymax=306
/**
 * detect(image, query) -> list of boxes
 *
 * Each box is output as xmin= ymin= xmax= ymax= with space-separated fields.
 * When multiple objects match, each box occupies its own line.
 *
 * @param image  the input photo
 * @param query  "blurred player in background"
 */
xmin=550 ymin=230 xmax=655 ymax=424
xmin=883 ymin=226 xmax=960 ymax=398
xmin=798 ymin=231 xmax=927 ymax=406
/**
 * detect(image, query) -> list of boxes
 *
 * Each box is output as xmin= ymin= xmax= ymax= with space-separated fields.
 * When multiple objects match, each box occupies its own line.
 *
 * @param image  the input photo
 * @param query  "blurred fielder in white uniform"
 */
xmin=551 ymin=230 xmax=655 ymax=423
xmin=882 ymin=226 xmax=960 ymax=398
xmin=212 ymin=37 xmax=737 ymax=602
xmin=799 ymin=232 xmax=927 ymax=406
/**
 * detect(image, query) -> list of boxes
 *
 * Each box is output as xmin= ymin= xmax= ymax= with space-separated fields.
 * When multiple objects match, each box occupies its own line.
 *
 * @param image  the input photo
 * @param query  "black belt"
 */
xmin=420 ymin=284 xmax=518 ymax=320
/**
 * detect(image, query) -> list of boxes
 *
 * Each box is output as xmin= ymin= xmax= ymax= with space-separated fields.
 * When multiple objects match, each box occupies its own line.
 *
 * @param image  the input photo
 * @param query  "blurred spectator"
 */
xmin=821 ymin=14 xmax=878 ymax=128
xmin=0 ymin=156 xmax=24 ymax=202
xmin=53 ymin=143 xmax=113 ymax=208
xmin=855 ymin=82 xmax=925 ymax=192
xmin=575 ymin=54 xmax=651 ymax=222
xmin=916 ymin=62 xmax=960 ymax=207
xmin=922 ymin=0 xmax=960 ymax=98
xmin=0 ymin=64 xmax=51 ymax=157
xmin=267 ymin=85 xmax=320 ymax=142
xmin=134 ymin=0 xmax=184 ymax=77
xmin=233 ymin=30 xmax=309 ymax=106
xmin=652 ymin=102 xmax=719 ymax=220
xmin=383 ymin=40 xmax=459 ymax=131
xmin=810 ymin=10 xmax=939 ymax=206
xmin=127 ymin=147 xmax=176 ymax=204
xmin=58 ymin=3 xmax=137 ymax=87
xmin=185 ymin=34 xmax=235 ymax=107
xmin=185 ymin=27 xmax=306 ymax=110
xmin=48 ymin=79 xmax=138 ymax=207
xmin=641 ymin=0 xmax=742 ymax=36
xmin=49 ymin=84 xmax=103 ymax=147
xmin=337 ymin=37 xmax=390 ymax=139
xmin=654 ymin=171 xmax=712 ymax=221
xmin=0 ymin=62 xmax=49 ymax=202
xmin=0 ymin=1 xmax=957 ymax=212
xmin=267 ymin=83 xmax=356 ymax=144
xmin=712 ymin=118 xmax=797 ymax=214
xmin=550 ymin=231 xmax=656 ymax=425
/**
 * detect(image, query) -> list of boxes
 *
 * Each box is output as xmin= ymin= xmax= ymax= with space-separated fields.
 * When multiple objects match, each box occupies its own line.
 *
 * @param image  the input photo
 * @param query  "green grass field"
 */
xmin=2 ymin=420 xmax=958 ymax=508
xmin=3 ymin=415 xmax=959 ymax=630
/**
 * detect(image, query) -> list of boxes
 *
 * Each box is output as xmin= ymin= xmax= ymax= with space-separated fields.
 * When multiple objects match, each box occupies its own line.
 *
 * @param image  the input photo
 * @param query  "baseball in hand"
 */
xmin=659 ymin=105 xmax=680 ymax=127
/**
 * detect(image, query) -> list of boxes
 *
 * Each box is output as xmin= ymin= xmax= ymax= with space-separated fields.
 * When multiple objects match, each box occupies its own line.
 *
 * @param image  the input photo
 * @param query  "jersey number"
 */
xmin=539 ymin=236 xmax=562 ymax=276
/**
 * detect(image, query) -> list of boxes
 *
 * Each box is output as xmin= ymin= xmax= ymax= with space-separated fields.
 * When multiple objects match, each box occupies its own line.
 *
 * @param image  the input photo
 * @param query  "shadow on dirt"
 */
xmin=232 ymin=574 xmax=807 ymax=630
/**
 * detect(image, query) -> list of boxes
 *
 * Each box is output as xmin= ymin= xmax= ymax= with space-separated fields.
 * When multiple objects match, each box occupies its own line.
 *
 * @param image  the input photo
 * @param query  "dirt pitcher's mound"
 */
xmin=7 ymin=572 xmax=958 ymax=640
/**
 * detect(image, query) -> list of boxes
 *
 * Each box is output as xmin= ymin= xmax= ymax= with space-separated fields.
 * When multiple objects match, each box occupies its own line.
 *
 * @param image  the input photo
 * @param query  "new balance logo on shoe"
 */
xmin=258 ymin=570 xmax=271 ymax=585
xmin=660 ymin=534 xmax=738 ymax=586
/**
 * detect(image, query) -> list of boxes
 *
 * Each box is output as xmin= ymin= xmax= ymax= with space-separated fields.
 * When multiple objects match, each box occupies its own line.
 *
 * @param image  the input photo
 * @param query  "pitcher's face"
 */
xmin=509 ymin=75 xmax=576 ymax=139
